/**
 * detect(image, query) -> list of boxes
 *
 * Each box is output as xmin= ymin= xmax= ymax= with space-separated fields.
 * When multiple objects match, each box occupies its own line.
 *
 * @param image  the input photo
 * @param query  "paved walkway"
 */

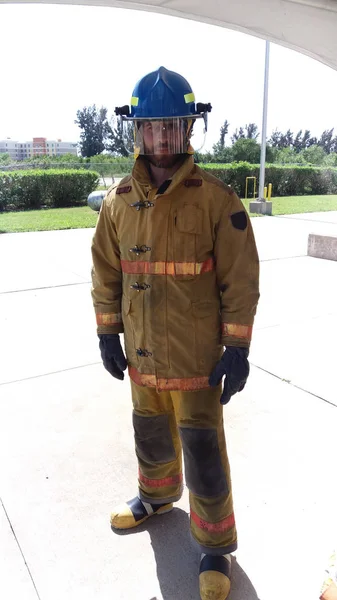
xmin=0 ymin=212 xmax=336 ymax=600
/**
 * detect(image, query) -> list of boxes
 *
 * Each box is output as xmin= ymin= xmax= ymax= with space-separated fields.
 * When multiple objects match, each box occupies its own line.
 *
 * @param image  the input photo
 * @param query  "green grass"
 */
xmin=0 ymin=206 xmax=98 ymax=233
xmin=243 ymin=194 xmax=337 ymax=215
xmin=1 ymin=194 xmax=337 ymax=233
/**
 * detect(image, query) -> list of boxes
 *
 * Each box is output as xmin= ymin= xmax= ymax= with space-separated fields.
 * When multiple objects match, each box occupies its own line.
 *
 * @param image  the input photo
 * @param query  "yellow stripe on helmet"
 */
xmin=131 ymin=96 xmax=139 ymax=106
xmin=184 ymin=92 xmax=195 ymax=104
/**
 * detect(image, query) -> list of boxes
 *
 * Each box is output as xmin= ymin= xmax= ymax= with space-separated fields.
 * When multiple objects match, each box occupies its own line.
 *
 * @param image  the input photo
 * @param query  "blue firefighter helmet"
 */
xmin=130 ymin=66 xmax=198 ymax=119
xmin=114 ymin=67 xmax=211 ymax=157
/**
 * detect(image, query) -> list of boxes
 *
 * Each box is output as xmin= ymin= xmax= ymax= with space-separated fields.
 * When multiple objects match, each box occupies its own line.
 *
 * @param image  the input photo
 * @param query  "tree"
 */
xmin=231 ymin=127 xmax=245 ymax=143
xmin=331 ymin=135 xmax=337 ymax=154
xmin=269 ymin=129 xmax=294 ymax=149
xmin=105 ymin=117 xmax=134 ymax=157
xmin=231 ymin=138 xmax=260 ymax=163
xmin=230 ymin=138 xmax=274 ymax=163
xmin=75 ymin=105 xmax=109 ymax=157
xmin=212 ymin=146 xmax=233 ymax=163
xmin=293 ymin=130 xmax=303 ymax=153
xmin=302 ymin=129 xmax=317 ymax=148
xmin=283 ymin=129 xmax=294 ymax=148
xmin=0 ymin=153 xmax=10 ymax=164
xmin=266 ymin=145 xmax=277 ymax=163
xmin=322 ymin=152 xmax=337 ymax=167
xmin=292 ymin=129 xmax=317 ymax=153
xmin=219 ymin=120 xmax=230 ymax=148
xmin=318 ymin=128 xmax=335 ymax=153
xmin=274 ymin=147 xmax=300 ymax=164
xmin=269 ymin=129 xmax=282 ymax=148
xmin=245 ymin=123 xmax=259 ymax=139
xmin=300 ymin=145 xmax=326 ymax=165
xmin=212 ymin=120 xmax=230 ymax=158
xmin=230 ymin=123 xmax=259 ymax=144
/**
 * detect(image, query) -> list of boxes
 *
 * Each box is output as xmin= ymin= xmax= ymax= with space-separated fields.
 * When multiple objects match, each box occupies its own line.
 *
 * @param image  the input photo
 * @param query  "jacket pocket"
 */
xmin=173 ymin=205 xmax=203 ymax=280
xmin=191 ymin=301 xmax=222 ymax=373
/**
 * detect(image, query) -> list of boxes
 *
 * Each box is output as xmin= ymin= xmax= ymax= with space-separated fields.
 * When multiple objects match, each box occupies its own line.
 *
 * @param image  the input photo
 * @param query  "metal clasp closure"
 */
xmin=130 ymin=282 xmax=151 ymax=292
xmin=136 ymin=348 xmax=153 ymax=357
xmin=130 ymin=201 xmax=154 ymax=211
xmin=129 ymin=245 xmax=151 ymax=255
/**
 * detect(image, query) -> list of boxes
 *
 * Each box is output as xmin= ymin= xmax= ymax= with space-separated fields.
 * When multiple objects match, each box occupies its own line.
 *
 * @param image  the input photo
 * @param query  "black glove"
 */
xmin=98 ymin=334 xmax=127 ymax=380
xmin=209 ymin=346 xmax=250 ymax=405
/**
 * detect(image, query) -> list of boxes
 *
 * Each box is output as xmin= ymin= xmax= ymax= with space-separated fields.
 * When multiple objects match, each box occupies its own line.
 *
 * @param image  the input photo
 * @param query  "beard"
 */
xmin=146 ymin=153 xmax=183 ymax=169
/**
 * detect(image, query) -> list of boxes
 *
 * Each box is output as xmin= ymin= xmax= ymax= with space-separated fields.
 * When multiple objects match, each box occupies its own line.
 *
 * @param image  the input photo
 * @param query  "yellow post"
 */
xmin=264 ymin=186 xmax=267 ymax=199
xmin=267 ymin=183 xmax=272 ymax=200
xmin=245 ymin=176 xmax=257 ymax=199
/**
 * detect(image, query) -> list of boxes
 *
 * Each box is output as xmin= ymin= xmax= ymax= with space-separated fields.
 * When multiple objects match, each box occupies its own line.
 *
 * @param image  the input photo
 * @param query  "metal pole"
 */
xmin=258 ymin=40 xmax=270 ymax=200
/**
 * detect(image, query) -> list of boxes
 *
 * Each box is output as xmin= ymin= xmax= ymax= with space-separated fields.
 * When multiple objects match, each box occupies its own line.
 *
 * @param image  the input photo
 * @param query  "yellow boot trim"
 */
xmin=199 ymin=570 xmax=231 ymax=600
xmin=110 ymin=501 xmax=173 ymax=530
xmin=199 ymin=554 xmax=231 ymax=600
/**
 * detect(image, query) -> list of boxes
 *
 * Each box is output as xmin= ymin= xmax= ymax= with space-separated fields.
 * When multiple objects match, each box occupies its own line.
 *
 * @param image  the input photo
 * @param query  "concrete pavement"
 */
xmin=1 ymin=211 xmax=337 ymax=600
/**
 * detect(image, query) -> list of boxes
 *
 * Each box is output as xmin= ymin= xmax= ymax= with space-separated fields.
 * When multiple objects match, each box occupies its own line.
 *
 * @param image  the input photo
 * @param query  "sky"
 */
xmin=1 ymin=3 xmax=337 ymax=152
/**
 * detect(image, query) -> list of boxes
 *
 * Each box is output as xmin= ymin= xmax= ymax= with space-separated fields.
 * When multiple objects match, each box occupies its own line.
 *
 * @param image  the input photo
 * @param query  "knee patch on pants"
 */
xmin=179 ymin=427 xmax=228 ymax=497
xmin=133 ymin=412 xmax=176 ymax=464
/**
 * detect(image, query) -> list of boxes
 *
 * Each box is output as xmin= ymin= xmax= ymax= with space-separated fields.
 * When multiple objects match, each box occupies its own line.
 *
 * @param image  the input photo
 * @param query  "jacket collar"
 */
xmin=132 ymin=155 xmax=196 ymax=195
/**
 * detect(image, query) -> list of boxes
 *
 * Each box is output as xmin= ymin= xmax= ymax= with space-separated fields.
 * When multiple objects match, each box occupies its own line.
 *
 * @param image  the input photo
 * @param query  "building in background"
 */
xmin=0 ymin=138 xmax=78 ymax=160
xmin=0 ymin=139 xmax=18 ymax=161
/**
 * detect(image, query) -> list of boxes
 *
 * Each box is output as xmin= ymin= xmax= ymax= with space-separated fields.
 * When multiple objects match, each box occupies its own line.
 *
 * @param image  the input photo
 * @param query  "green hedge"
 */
xmin=0 ymin=169 xmax=99 ymax=211
xmin=3 ymin=163 xmax=337 ymax=210
xmin=201 ymin=162 xmax=337 ymax=197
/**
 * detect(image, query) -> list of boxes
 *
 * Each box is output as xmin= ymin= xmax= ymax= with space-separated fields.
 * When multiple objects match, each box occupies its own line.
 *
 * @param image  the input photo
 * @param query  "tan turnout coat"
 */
xmin=91 ymin=155 xmax=259 ymax=392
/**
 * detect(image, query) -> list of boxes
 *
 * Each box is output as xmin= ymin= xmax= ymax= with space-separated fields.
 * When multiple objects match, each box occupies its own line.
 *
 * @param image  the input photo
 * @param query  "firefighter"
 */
xmin=91 ymin=66 xmax=260 ymax=600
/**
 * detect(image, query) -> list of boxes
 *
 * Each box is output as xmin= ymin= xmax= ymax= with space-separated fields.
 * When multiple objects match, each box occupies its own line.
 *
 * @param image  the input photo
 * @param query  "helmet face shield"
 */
xmin=119 ymin=115 xmax=207 ymax=158
xmin=136 ymin=118 xmax=189 ymax=156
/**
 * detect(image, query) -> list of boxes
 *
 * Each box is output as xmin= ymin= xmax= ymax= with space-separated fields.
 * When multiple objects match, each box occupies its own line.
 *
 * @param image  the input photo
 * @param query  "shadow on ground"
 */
xmin=113 ymin=508 xmax=259 ymax=600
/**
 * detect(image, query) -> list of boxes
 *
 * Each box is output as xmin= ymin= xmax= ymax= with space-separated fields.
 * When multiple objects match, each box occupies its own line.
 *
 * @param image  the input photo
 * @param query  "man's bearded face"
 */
xmin=140 ymin=120 xmax=187 ymax=168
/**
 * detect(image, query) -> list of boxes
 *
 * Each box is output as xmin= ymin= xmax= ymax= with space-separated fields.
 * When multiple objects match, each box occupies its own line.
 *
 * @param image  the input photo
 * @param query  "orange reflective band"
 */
xmin=222 ymin=323 xmax=253 ymax=341
xmin=129 ymin=366 xmax=210 ymax=392
xmin=139 ymin=471 xmax=183 ymax=488
xmin=96 ymin=312 xmax=122 ymax=326
xmin=121 ymin=257 xmax=214 ymax=276
xmin=191 ymin=509 xmax=235 ymax=534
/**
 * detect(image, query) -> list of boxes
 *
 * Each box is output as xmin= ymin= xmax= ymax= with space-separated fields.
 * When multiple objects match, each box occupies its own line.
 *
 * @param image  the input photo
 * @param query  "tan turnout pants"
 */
xmin=131 ymin=381 xmax=237 ymax=555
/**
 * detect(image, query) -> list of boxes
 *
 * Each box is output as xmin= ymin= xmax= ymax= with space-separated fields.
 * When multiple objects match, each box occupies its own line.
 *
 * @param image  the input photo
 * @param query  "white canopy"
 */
xmin=3 ymin=0 xmax=337 ymax=71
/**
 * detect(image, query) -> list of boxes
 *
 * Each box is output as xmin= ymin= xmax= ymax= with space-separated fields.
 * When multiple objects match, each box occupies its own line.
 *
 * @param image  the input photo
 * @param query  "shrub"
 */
xmin=201 ymin=163 xmax=337 ymax=197
xmin=0 ymin=169 xmax=99 ymax=211
xmin=44 ymin=170 xmax=99 ymax=207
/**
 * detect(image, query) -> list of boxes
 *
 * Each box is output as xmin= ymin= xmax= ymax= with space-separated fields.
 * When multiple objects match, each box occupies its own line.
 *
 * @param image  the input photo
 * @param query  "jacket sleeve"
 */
xmin=91 ymin=192 xmax=123 ymax=335
xmin=214 ymin=191 xmax=260 ymax=348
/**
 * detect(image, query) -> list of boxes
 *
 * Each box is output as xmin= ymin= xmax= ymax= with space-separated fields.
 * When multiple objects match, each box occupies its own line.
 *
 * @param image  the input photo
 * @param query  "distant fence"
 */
xmin=0 ymin=161 xmax=134 ymax=179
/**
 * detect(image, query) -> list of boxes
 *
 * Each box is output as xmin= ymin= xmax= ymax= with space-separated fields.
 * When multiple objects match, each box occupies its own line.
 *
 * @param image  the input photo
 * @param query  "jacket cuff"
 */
xmin=95 ymin=308 xmax=124 ymax=335
xmin=221 ymin=322 xmax=253 ymax=348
